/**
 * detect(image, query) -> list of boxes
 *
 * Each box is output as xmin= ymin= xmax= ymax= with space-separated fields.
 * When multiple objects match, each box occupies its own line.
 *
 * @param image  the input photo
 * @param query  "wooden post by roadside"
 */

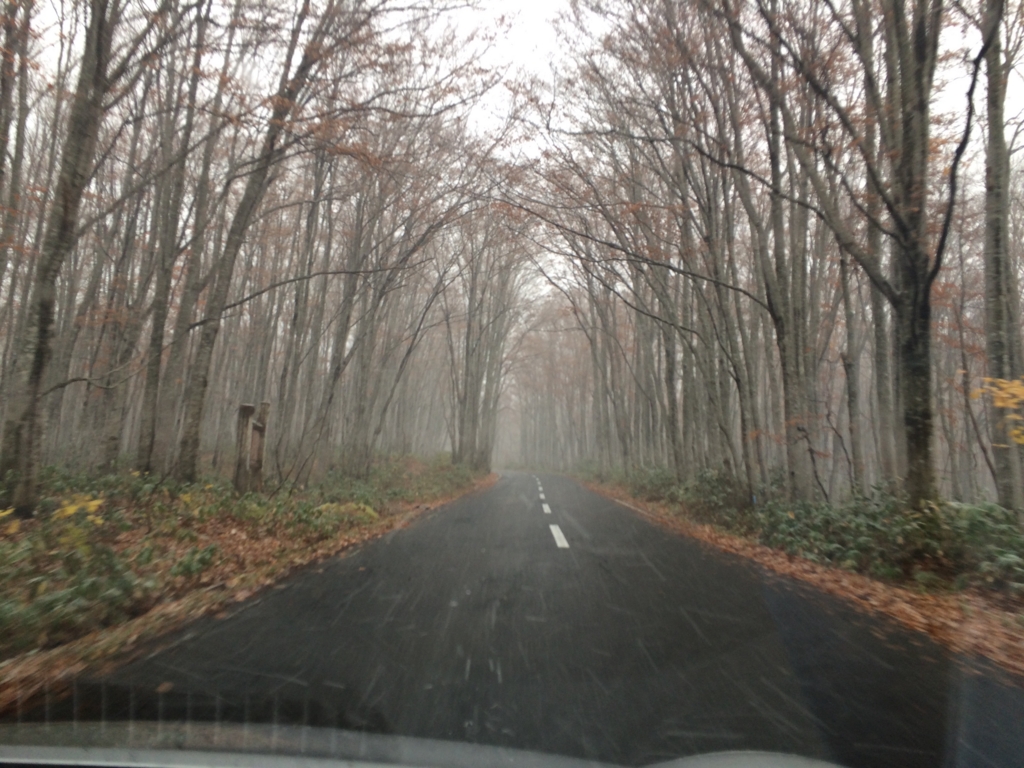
xmin=249 ymin=401 xmax=270 ymax=492
xmin=234 ymin=404 xmax=255 ymax=493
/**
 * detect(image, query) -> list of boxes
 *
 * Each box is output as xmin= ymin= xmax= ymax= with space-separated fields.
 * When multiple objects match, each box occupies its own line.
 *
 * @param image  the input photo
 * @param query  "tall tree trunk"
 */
xmin=983 ymin=0 xmax=1024 ymax=510
xmin=177 ymin=1 xmax=321 ymax=481
xmin=0 ymin=0 xmax=26 ymax=289
xmin=155 ymin=0 xmax=239 ymax=473
xmin=840 ymin=253 xmax=865 ymax=493
xmin=0 ymin=0 xmax=112 ymax=513
xmin=137 ymin=6 xmax=206 ymax=472
xmin=890 ymin=0 xmax=940 ymax=506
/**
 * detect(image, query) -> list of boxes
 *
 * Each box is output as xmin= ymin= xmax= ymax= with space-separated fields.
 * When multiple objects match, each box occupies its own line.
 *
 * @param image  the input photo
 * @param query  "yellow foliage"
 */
xmin=0 ymin=508 xmax=13 ymax=519
xmin=975 ymin=377 xmax=1024 ymax=445
xmin=5 ymin=519 xmax=19 ymax=535
xmin=59 ymin=522 xmax=91 ymax=556
xmin=55 ymin=495 xmax=105 ymax=519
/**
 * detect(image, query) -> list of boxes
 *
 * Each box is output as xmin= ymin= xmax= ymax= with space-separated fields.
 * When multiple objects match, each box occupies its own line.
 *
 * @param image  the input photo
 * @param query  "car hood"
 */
xmin=0 ymin=722 xmax=844 ymax=768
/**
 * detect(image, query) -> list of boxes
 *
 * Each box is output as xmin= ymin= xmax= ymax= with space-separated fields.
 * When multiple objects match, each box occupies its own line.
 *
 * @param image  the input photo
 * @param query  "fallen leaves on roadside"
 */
xmin=586 ymin=479 xmax=1024 ymax=680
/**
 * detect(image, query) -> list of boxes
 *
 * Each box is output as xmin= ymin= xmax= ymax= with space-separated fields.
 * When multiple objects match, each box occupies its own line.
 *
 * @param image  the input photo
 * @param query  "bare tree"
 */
xmin=1 ymin=0 xmax=188 ymax=512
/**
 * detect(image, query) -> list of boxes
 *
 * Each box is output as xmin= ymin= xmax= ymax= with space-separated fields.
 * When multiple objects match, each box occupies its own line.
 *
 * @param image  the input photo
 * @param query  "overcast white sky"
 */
xmin=464 ymin=0 xmax=564 ymax=75
xmin=442 ymin=0 xmax=568 ymax=142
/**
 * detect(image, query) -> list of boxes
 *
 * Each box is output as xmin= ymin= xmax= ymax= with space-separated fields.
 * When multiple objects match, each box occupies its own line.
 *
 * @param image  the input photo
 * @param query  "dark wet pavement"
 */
xmin=21 ymin=472 xmax=1024 ymax=767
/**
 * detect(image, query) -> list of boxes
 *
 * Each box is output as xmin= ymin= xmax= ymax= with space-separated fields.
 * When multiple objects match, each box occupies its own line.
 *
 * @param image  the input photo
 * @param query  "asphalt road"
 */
xmin=46 ymin=473 xmax=1024 ymax=766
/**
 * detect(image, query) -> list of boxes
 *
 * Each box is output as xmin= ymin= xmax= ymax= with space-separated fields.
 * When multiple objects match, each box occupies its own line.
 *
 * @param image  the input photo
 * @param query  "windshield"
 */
xmin=1 ymin=1 xmax=1023 ymax=768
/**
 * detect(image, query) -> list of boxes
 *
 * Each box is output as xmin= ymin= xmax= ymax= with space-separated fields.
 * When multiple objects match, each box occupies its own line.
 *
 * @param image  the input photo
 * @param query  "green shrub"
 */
xmin=170 ymin=545 xmax=219 ymax=579
xmin=572 ymin=459 xmax=607 ymax=484
xmin=753 ymin=494 xmax=925 ymax=574
xmin=942 ymin=502 xmax=1024 ymax=591
xmin=743 ymin=494 xmax=1024 ymax=592
xmin=678 ymin=469 xmax=755 ymax=531
xmin=288 ymin=501 xmax=379 ymax=540
xmin=0 ymin=535 xmax=151 ymax=656
xmin=626 ymin=467 xmax=679 ymax=502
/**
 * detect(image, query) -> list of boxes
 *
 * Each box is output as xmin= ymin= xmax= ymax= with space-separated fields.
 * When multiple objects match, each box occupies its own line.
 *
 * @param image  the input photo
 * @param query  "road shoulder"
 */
xmin=582 ymin=477 xmax=1024 ymax=682
xmin=0 ymin=472 xmax=499 ymax=718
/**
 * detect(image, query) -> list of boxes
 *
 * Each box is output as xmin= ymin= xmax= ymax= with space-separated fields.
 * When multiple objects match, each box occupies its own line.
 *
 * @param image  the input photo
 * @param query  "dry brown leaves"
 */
xmin=0 ymin=472 xmax=498 ymax=717
xmin=585 ymin=480 xmax=1024 ymax=680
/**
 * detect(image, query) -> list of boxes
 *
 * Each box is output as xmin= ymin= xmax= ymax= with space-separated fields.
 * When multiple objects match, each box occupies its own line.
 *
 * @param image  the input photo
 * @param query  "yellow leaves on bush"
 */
xmin=55 ymin=495 xmax=104 ymax=520
xmin=974 ymin=377 xmax=1024 ymax=445
xmin=1 ymin=508 xmax=19 ymax=536
xmin=179 ymin=492 xmax=200 ymax=515
xmin=59 ymin=523 xmax=92 ymax=557
xmin=1 ymin=496 xmax=104 ymax=538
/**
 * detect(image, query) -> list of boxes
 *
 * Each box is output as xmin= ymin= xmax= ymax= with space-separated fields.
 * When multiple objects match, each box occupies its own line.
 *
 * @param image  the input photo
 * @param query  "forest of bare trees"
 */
xmin=497 ymin=0 xmax=1024 ymax=517
xmin=0 ymin=0 xmax=532 ymax=515
xmin=0 ymin=0 xmax=1022 ymax=519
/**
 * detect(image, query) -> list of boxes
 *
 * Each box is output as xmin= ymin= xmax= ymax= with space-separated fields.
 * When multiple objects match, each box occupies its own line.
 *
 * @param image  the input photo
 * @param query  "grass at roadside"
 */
xmin=0 ymin=454 xmax=482 ymax=665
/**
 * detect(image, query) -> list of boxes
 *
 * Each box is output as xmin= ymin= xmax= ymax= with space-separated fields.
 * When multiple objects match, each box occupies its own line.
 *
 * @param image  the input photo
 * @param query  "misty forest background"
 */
xmin=2 ymin=0 xmax=1024 ymax=519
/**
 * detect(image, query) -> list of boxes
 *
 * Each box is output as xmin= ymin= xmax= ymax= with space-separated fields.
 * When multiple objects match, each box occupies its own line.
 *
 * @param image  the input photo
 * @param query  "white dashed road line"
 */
xmin=542 ymin=503 xmax=552 ymax=515
xmin=539 ymin=493 xmax=546 ymax=500
xmin=549 ymin=524 xmax=569 ymax=548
